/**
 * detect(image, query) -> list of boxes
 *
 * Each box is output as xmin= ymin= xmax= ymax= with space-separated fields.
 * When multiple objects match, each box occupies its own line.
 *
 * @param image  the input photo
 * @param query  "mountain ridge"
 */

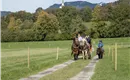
xmin=47 ymin=1 xmax=105 ymax=9
xmin=1 ymin=11 xmax=12 ymax=17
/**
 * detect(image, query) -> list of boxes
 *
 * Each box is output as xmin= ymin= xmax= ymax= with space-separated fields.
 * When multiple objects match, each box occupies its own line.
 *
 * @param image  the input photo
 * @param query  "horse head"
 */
xmin=79 ymin=38 xmax=87 ymax=46
xmin=79 ymin=38 xmax=90 ymax=50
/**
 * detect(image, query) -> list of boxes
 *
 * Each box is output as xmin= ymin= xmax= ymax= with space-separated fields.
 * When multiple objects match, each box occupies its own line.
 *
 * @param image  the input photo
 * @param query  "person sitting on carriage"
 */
xmin=78 ymin=33 xmax=82 ymax=42
xmin=97 ymin=40 xmax=104 ymax=53
xmin=86 ymin=35 xmax=91 ymax=50
xmin=86 ymin=35 xmax=91 ymax=44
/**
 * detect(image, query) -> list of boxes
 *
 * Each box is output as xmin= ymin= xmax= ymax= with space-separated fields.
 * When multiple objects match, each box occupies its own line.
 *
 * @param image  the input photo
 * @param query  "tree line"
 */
xmin=1 ymin=0 xmax=130 ymax=42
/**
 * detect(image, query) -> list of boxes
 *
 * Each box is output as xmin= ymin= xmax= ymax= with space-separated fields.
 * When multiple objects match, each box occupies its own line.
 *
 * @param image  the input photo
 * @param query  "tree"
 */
xmin=35 ymin=7 xmax=43 ymax=14
xmin=16 ymin=11 xmax=33 ymax=21
xmin=15 ymin=19 xmax=22 ymax=29
xmin=1 ymin=17 xmax=8 ymax=30
xmin=70 ymin=16 xmax=86 ymax=34
xmin=118 ymin=0 xmax=130 ymax=4
xmin=56 ymin=6 xmax=79 ymax=33
xmin=45 ymin=8 xmax=58 ymax=15
xmin=80 ymin=6 xmax=92 ymax=22
xmin=108 ymin=3 xmax=130 ymax=22
xmin=19 ymin=20 xmax=33 ymax=29
xmin=7 ymin=16 xmax=16 ymax=30
xmin=33 ymin=12 xmax=59 ymax=40
xmin=108 ymin=20 xmax=130 ymax=37
xmin=92 ymin=5 xmax=102 ymax=21
xmin=106 ymin=3 xmax=130 ymax=37
xmin=33 ymin=8 xmax=47 ymax=22
xmin=94 ymin=21 xmax=108 ymax=38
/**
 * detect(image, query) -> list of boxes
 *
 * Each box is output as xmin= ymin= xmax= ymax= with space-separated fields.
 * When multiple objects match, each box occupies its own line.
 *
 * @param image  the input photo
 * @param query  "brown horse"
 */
xmin=71 ymin=38 xmax=79 ymax=60
xmin=96 ymin=48 xmax=104 ymax=59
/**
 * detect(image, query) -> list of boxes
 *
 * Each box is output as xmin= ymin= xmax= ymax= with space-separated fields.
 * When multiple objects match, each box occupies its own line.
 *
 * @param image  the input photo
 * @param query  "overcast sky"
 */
xmin=2 ymin=0 xmax=118 ymax=13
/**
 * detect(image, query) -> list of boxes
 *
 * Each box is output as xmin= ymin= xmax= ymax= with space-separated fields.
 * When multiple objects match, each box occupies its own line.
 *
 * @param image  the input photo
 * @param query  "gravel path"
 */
xmin=69 ymin=55 xmax=99 ymax=80
xmin=20 ymin=55 xmax=98 ymax=80
xmin=20 ymin=60 xmax=75 ymax=80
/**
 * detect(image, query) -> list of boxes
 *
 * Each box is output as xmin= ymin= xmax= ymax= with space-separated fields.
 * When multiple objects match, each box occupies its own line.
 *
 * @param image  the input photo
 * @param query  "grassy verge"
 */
xmin=91 ymin=42 xmax=130 ymax=80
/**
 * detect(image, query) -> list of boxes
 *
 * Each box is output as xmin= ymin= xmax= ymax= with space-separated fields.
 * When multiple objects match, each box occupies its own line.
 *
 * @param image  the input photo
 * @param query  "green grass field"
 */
xmin=1 ymin=37 xmax=130 ymax=80
xmin=40 ymin=37 xmax=130 ymax=80
xmin=91 ymin=38 xmax=130 ymax=80
xmin=83 ymin=21 xmax=111 ymax=28
xmin=1 ymin=41 xmax=73 ymax=80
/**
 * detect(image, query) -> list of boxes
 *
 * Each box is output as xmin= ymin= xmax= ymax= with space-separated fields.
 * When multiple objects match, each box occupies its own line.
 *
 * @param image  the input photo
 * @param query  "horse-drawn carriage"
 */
xmin=71 ymin=37 xmax=91 ymax=60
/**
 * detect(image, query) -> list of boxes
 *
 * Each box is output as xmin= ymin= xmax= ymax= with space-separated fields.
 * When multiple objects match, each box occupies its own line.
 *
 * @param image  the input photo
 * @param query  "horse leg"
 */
xmin=85 ymin=50 xmax=87 ymax=60
xmin=74 ymin=54 xmax=77 ymax=60
xmin=98 ymin=54 xmax=100 ymax=59
xmin=88 ymin=53 xmax=91 ymax=59
xmin=88 ymin=50 xmax=91 ymax=59
xmin=100 ymin=53 xmax=102 ymax=59
xmin=76 ymin=54 xmax=78 ymax=60
xmin=101 ymin=52 xmax=103 ymax=59
xmin=82 ymin=51 xmax=84 ymax=60
xmin=74 ymin=54 xmax=76 ymax=60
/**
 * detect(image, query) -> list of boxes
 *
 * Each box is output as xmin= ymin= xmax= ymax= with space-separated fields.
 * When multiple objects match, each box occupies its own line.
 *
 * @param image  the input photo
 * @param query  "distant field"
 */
xmin=1 ymin=37 xmax=130 ymax=80
xmin=83 ymin=21 xmax=111 ymax=28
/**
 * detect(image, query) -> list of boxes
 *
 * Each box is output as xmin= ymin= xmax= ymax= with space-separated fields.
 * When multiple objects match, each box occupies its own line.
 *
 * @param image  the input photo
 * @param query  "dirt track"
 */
xmin=20 ymin=60 xmax=75 ymax=80
xmin=70 ymin=56 xmax=99 ymax=80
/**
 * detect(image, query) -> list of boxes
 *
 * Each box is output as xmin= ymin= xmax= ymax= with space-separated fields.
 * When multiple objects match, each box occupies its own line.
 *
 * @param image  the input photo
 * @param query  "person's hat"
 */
xmin=99 ymin=40 xmax=102 ymax=42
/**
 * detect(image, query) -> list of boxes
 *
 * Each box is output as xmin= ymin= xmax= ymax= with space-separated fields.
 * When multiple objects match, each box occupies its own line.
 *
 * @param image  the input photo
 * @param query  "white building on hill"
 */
xmin=59 ymin=0 xmax=65 ymax=8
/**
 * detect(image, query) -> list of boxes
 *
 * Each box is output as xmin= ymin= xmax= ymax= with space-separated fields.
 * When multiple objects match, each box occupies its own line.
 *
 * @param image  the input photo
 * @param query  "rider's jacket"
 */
xmin=98 ymin=42 xmax=103 ymax=48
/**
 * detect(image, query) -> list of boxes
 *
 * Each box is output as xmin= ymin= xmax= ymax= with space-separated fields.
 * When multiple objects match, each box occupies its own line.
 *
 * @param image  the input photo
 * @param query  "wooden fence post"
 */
xmin=112 ymin=46 xmax=113 ymax=62
xmin=115 ymin=43 xmax=117 ymax=71
xmin=56 ymin=47 xmax=59 ymax=60
xmin=28 ymin=47 xmax=30 ymax=68
xmin=113 ymin=48 xmax=115 ymax=63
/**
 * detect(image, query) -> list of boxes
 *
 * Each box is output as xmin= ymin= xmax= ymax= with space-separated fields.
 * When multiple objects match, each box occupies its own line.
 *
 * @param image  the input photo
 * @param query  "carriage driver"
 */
xmin=86 ymin=35 xmax=92 ymax=48
xmin=78 ymin=33 xmax=83 ymax=42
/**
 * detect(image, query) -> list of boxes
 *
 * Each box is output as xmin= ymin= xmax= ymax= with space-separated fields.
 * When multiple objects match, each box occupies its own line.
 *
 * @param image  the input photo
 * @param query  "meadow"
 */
xmin=1 ymin=37 xmax=130 ymax=80
xmin=40 ymin=37 xmax=130 ymax=80
xmin=1 ymin=41 xmax=73 ymax=80
xmin=91 ymin=38 xmax=130 ymax=80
